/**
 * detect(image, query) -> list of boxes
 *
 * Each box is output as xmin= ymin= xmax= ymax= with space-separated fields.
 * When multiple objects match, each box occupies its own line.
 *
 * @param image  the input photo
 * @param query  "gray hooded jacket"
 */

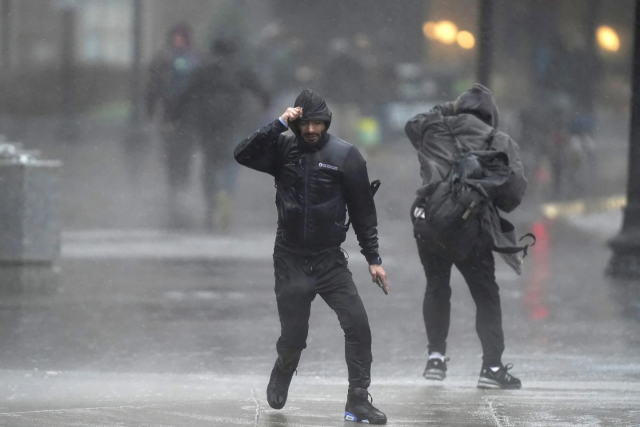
xmin=405 ymin=84 xmax=528 ymax=274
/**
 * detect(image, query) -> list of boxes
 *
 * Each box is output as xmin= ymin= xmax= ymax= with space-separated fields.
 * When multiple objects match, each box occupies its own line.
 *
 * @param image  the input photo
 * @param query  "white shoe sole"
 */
xmin=424 ymin=370 xmax=446 ymax=381
xmin=477 ymin=377 xmax=521 ymax=389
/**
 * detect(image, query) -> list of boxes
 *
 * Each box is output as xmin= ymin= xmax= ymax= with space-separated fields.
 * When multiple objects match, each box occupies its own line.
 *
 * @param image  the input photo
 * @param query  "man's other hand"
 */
xmin=368 ymin=264 xmax=389 ymax=294
xmin=280 ymin=107 xmax=303 ymax=124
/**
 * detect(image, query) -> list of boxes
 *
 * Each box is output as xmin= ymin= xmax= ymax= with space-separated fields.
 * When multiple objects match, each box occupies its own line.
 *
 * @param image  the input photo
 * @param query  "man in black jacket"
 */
xmin=235 ymin=89 xmax=388 ymax=424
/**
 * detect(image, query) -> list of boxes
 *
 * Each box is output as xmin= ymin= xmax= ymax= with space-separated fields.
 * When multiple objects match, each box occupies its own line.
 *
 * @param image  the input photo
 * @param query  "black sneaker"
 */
xmin=266 ymin=360 xmax=296 ymax=409
xmin=477 ymin=363 xmax=521 ymax=389
xmin=344 ymin=388 xmax=387 ymax=424
xmin=423 ymin=357 xmax=449 ymax=381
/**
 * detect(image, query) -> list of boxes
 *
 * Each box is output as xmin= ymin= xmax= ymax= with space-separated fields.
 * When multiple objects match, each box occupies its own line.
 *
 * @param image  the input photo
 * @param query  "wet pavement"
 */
xmin=1 ymin=221 xmax=640 ymax=426
xmin=0 ymin=119 xmax=639 ymax=425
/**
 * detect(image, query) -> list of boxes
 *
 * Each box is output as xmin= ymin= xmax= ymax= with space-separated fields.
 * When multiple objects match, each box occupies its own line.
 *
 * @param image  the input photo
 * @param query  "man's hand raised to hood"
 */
xmin=280 ymin=107 xmax=303 ymax=124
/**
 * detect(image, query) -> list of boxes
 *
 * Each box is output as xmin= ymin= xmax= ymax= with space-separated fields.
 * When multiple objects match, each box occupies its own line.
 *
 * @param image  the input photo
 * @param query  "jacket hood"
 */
xmin=290 ymin=89 xmax=332 ymax=141
xmin=454 ymin=84 xmax=499 ymax=128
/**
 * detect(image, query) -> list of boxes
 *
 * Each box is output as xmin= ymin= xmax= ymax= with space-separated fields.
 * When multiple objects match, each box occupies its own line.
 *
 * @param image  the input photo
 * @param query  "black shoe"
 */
xmin=344 ymin=388 xmax=387 ymax=424
xmin=423 ymin=357 xmax=449 ymax=381
xmin=266 ymin=360 xmax=296 ymax=409
xmin=477 ymin=363 xmax=522 ymax=389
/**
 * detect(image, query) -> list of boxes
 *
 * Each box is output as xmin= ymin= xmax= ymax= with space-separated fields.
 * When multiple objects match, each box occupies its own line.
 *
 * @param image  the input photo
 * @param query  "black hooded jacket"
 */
xmin=234 ymin=89 xmax=381 ymax=264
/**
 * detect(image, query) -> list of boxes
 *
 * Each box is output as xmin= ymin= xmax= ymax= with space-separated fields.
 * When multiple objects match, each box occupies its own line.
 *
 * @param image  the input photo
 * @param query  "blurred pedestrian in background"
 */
xmin=145 ymin=24 xmax=199 ymax=226
xmin=173 ymin=37 xmax=270 ymax=230
xmin=322 ymin=38 xmax=366 ymax=145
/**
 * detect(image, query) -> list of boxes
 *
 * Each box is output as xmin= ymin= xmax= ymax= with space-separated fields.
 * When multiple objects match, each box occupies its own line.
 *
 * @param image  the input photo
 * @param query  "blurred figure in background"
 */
xmin=255 ymin=23 xmax=300 ymax=98
xmin=352 ymin=33 xmax=384 ymax=153
xmin=566 ymin=115 xmax=597 ymax=197
xmin=174 ymin=38 xmax=270 ymax=230
xmin=518 ymin=104 xmax=549 ymax=189
xmin=323 ymin=38 xmax=366 ymax=144
xmin=146 ymin=24 xmax=199 ymax=226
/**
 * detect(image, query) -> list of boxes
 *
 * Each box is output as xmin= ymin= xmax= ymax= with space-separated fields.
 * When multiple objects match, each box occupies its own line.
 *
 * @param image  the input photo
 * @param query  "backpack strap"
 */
xmin=485 ymin=128 xmax=497 ymax=148
xmin=370 ymin=179 xmax=381 ymax=196
xmin=492 ymin=233 xmax=536 ymax=258
xmin=444 ymin=119 xmax=468 ymax=155
xmin=344 ymin=180 xmax=381 ymax=229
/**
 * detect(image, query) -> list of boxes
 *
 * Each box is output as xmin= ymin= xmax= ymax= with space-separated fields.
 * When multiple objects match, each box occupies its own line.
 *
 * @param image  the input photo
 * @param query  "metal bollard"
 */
xmin=0 ymin=140 xmax=62 ymax=265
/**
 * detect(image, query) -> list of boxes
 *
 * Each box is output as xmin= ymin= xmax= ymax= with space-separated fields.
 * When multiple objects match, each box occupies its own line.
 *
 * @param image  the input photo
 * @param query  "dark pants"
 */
xmin=200 ymin=127 xmax=240 ymax=213
xmin=201 ymin=139 xmax=233 ymax=212
xmin=161 ymin=122 xmax=196 ymax=194
xmin=273 ymin=246 xmax=372 ymax=389
xmin=416 ymin=239 xmax=504 ymax=367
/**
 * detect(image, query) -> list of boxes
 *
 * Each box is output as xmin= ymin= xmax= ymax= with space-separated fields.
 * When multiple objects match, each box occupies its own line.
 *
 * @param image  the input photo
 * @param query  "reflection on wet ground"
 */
xmin=608 ymin=276 xmax=640 ymax=324
xmin=0 ymin=220 xmax=638 ymax=380
xmin=0 ymin=266 xmax=60 ymax=296
xmin=524 ymin=220 xmax=551 ymax=321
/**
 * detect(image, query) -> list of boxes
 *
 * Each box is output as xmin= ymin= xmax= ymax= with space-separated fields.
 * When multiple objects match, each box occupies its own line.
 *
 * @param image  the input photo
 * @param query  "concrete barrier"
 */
xmin=0 ymin=140 xmax=62 ymax=265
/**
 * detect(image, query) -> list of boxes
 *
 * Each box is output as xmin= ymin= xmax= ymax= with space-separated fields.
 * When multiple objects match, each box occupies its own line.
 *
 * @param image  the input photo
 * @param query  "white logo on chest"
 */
xmin=318 ymin=163 xmax=338 ymax=171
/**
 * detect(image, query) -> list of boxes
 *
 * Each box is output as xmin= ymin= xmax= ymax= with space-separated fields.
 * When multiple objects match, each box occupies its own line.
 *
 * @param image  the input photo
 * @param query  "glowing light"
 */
xmin=542 ymin=205 xmax=559 ymax=220
xmin=422 ymin=21 xmax=437 ymax=40
xmin=434 ymin=21 xmax=458 ymax=45
xmin=354 ymin=33 xmax=370 ymax=49
xmin=457 ymin=31 xmax=475 ymax=49
xmin=597 ymin=26 xmax=620 ymax=52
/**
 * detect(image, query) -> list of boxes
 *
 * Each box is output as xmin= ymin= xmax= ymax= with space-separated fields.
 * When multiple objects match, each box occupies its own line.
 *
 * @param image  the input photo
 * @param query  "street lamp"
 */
xmin=423 ymin=21 xmax=476 ymax=50
xmin=54 ymin=0 xmax=80 ymax=141
xmin=423 ymin=21 xmax=437 ymax=40
xmin=597 ymin=26 xmax=620 ymax=52
xmin=477 ymin=0 xmax=494 ymax=88
xmin=434 ymin=21 xmax=458 ymax=44
xmin=607 ymin=0 xmax=640 ymax=278
xmin=123 ymin=0 xmax=147 ymax=186
xmin=1 ymin=0 xmax=10 ymax=79
xmin=130 ymin=0 xmax=142 ymax=126
xmin=457 ymin=31 xmax=476 ymax=50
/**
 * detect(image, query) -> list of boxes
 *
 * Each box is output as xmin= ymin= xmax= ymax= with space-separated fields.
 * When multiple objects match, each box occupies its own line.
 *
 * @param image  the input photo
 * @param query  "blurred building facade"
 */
xmin=0 ymin=0 xmax=274 ymax=69
xmin=0 ymin=0 xmax=273 ymax=116
xmin=0 ymin=0 xmax=636 ymax=122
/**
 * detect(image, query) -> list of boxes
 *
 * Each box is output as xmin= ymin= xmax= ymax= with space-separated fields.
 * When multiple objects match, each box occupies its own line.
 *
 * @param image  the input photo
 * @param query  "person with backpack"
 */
xmin=234 ymin=89 xmax=388 ymax=424
xmin=146 ymin=24 xmax=199 ymax=225
xmin=405 ymin=84 xmax=528 ymax=389
xmin=173 ymin=38 xmax=270 ymax=230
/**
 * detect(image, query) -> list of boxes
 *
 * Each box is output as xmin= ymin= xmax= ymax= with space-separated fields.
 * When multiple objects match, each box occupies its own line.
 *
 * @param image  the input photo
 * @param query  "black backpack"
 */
xmin=411 ymin=122 xmax=501 ymax=258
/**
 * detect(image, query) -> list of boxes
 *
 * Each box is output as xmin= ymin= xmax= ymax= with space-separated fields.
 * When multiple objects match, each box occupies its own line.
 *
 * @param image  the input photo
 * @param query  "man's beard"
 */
xmin=302 ymin=131 xmax=325 ymax=146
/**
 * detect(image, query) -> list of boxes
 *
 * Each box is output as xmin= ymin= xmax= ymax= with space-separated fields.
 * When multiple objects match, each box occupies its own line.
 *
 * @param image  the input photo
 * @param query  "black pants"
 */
xmin=273 ymin=246 xmax=372 ymax=389
xmin=416 ymin=239 xmax=504 ymax=367
xmin=201 ymin=137 xmax=231 ymax=213
xmin=161 ymin=122 xmax=196 ymax=194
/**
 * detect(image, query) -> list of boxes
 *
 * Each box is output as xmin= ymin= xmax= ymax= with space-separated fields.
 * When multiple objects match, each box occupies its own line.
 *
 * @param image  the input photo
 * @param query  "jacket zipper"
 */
xmin=303 ymin=155 xmax=309 ymax=248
